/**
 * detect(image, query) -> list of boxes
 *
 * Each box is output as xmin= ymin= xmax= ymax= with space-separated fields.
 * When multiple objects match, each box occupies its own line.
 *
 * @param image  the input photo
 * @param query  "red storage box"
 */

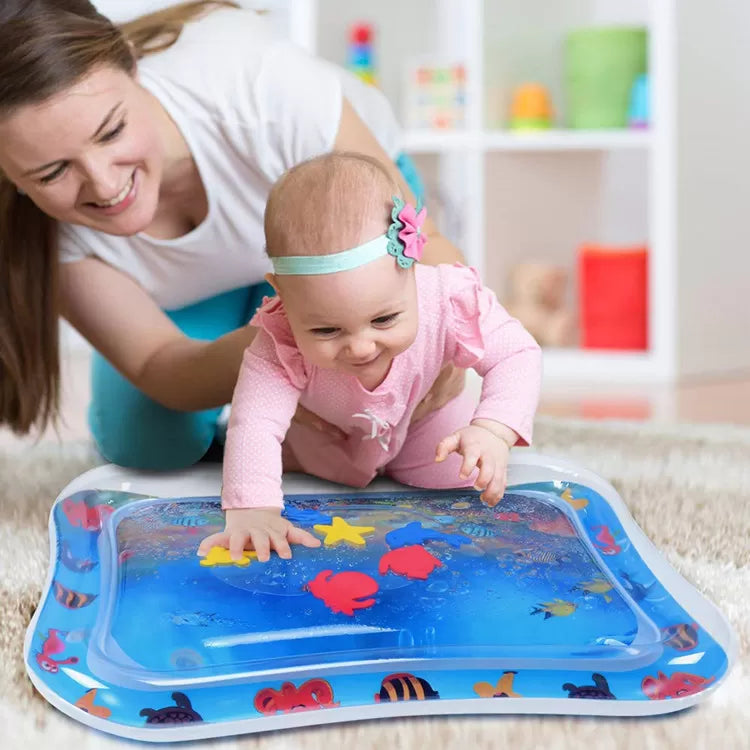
xmin=578 ymin=245 xmax=648 ymax=350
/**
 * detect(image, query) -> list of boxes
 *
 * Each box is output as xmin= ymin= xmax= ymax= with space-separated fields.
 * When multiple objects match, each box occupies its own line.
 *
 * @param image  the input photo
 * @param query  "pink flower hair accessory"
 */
xmin=386 ymin=196 xmax=427 ymax=268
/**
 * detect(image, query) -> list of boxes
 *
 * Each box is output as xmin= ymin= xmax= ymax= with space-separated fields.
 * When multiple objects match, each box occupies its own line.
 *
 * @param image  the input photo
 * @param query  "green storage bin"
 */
xmin=565 ymin=26 xmax=648 ymax=129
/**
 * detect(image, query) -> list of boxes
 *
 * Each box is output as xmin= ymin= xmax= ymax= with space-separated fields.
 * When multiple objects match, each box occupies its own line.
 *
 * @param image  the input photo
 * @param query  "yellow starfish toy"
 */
xmin=560 ymin=487 xmax=589 ymax=511
xmin=199 ymin=546 xmax=258 ymax=567
xmin=313 ymin=516 xmax=375 ymax=547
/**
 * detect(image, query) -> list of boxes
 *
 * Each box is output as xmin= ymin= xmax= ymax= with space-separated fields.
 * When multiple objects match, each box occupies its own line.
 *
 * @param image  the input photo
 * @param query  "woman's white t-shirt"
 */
xmin=58 ymin=9 xmax=401 ymax=309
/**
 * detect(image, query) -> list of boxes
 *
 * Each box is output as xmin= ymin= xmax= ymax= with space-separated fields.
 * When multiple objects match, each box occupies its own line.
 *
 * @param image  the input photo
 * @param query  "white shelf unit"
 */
xmin=282 ymin=0 xmax=672 ymax=384
xmin=283 ymin=0 xmax=750 ymax=384
xmin=400 ymin=129 xmax=652 ymax=153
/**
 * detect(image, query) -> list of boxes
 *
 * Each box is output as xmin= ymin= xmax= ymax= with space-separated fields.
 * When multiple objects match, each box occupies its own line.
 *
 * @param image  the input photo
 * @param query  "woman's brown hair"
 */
xmin=0 ymin=1 xmax=238 ymax=434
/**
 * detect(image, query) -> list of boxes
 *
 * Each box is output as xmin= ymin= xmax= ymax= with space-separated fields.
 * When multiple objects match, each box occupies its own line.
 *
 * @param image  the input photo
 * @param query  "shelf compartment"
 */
xmin=483 ymin=129 xmax=651 ymax=152
xmin=542 ymin=348 xmax=667 ymax=383
xmin=401 ymin=129 xmax=651 ymax=153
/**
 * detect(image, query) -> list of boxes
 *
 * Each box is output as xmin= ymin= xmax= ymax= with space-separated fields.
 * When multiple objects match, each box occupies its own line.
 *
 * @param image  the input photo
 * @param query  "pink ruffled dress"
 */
xmin=222 ymin=263 xmax=542 ymax=509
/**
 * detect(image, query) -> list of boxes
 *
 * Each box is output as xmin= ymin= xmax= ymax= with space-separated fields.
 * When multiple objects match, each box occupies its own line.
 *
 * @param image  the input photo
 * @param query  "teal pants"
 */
xmin=89 ymin=153 xmax=425 ymax=469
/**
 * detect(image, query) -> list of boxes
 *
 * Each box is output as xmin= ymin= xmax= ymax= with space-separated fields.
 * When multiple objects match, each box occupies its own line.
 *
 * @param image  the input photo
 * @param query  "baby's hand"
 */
xmin=435 ymin=420 xmax=518 ymax=507
xmin=198 ymin=507 xmax=321 ymax=562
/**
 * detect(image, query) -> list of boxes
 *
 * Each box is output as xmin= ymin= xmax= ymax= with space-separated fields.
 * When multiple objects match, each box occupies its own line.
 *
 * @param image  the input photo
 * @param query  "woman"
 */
xmin=0 ymin=0 xmax=465 ymax=469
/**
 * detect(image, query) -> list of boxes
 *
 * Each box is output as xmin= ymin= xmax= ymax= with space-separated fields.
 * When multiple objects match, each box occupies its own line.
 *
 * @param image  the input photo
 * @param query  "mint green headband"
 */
xmin=271 ymin=235 xmax=389 ymax=275
xmin=269 ymin=196 xmax=427 ymax=276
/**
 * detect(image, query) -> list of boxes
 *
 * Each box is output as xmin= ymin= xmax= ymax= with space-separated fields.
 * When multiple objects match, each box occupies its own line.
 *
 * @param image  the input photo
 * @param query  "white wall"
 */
xmin=676 ymin=1 xmax=750 ymax=377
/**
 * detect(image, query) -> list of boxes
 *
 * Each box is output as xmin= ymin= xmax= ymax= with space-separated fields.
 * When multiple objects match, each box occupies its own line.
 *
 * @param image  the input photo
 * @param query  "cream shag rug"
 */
xmin=1 ymin=418 xmax=748 ymax=749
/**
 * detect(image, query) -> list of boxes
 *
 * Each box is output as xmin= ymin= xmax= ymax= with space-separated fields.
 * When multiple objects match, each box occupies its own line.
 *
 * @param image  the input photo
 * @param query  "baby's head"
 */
xmin=265 ymin=151 xmax=396 ymax=259
xmin=263 ymin=153 xmax=422 ymax=386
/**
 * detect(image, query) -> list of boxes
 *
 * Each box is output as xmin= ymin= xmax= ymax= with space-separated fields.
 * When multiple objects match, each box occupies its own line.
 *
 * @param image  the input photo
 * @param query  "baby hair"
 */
xmin=264 ymin=152 xmax=402 ymax=260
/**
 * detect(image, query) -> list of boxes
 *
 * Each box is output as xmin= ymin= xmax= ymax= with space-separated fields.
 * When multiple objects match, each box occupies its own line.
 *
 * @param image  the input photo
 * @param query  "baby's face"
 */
xmin=277 ymin=255 xmax=418 ymax=388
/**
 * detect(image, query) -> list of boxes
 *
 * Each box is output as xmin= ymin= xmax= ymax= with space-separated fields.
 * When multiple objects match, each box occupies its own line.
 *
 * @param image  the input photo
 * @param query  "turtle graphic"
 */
xmin=562 ymin=673 xmax=616 ymax=699
xmin=140 ymin=692 xmax=203 ymax=724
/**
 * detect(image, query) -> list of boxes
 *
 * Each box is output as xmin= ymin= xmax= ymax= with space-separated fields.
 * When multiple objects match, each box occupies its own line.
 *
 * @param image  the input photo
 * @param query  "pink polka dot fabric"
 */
xmin=221 ymin=264 xmax=542 ymax=509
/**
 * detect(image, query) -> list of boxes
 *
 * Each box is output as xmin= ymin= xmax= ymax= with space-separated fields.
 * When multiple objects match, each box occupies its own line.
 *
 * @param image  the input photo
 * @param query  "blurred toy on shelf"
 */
xmin=627 ymin=73 xmax=650 ymax=129
xmin=509 ymin=83 xmax=554 ymax=130
xmin=578 ymin=245 xmax=648 ymax=350
xmin=565 ymin=26 xmax=648 ymax=129
xmin=505 ymin=262 xmax=577 ymax=348
xmin=348 ymin=22 xmax=377 ymax=86
xmin=403 ymin=59 xmax=466 ymax=130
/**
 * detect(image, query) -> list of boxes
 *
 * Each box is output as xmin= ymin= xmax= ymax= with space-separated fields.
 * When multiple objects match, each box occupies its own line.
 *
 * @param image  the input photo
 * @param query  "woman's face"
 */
xmin=0 ymin=65 xmax=166 ymax=236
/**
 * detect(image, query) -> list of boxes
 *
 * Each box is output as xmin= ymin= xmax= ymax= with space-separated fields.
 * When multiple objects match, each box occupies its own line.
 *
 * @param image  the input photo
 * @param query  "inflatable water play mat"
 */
xmin=25 ymin=454 xmax=736 ymax=742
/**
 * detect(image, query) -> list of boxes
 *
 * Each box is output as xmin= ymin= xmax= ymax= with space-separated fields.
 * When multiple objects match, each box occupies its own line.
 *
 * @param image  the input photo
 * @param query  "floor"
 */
xmin=2 ymin=348 xmax=750 ymax=447
xmin=541 ymin=375 xmax=750 ymax=424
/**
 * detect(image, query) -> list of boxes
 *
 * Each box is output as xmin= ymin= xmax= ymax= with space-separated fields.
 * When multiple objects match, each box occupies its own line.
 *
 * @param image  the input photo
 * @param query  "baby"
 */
xmin=198 ymin=152 xmax=542 ymax=562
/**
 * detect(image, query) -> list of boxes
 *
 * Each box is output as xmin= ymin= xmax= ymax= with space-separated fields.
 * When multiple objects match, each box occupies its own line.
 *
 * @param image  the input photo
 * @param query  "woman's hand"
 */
xmin=411 ymin=363 xmax=466 ymax=423
xmin=435 ymin=419 xmax=519 ymax=507
xmin=198 ymin=507 xmax=321 ymax=562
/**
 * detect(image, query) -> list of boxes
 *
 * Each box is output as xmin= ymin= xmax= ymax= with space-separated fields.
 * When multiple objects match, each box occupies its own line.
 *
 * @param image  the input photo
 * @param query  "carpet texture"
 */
xmin=1 ymin=418 xmax=748 ymax=749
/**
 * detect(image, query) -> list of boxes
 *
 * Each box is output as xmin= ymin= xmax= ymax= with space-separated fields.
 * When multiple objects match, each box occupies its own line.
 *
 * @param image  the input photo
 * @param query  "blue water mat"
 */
xmin=25 ymin=453 xmax=737 ymax=742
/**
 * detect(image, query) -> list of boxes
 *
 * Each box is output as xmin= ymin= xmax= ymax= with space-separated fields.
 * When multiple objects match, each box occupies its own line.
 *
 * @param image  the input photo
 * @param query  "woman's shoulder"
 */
xmin=136 ymin=8 xmax=343 ymax=161
xmin=137 ymin=9 xmax=280 ymax=92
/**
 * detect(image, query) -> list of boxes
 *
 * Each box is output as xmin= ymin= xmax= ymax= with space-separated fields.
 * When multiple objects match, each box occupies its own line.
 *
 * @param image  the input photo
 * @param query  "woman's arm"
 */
xmin=333 ymin=98 xmax=464 ymax=267
xmin=60 ymin=258 xmax=348 ymax=441
xmin=59 ymin=257 xmax=253 ymax=411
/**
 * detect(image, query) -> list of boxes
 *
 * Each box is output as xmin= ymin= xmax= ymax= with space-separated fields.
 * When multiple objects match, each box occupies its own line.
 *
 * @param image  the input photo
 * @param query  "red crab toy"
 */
xmin=378 ymin=545 xmax=443 ymax=580
xmin=305 ymin=570 xmax=379 ymax=616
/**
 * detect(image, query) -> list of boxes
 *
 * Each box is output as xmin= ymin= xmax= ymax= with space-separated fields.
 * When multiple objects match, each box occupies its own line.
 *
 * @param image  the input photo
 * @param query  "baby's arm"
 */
xmin=437 ymin=267 xmax=543 ymax=504
xmin=198 ymin=334 xmax=320 ymax=561
xmin=471 ymin=319 xmax=542 ymax=446
xmin=222 ymin=339 xmax=300 ymax=509
xmin=454 ymin=271 xmax=542 ymax=444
